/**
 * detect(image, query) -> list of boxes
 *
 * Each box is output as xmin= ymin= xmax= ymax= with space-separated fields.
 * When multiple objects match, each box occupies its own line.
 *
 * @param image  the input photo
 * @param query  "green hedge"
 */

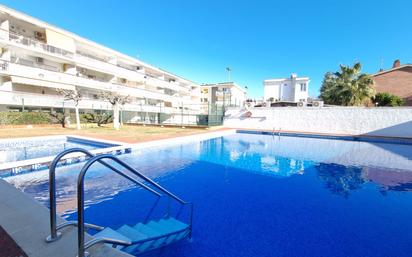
xmin=0 ymin=111 xmax=52 ymax=125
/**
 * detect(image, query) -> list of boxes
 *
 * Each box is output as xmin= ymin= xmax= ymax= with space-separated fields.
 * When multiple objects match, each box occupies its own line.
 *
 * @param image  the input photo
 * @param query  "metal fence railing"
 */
xmin=121 ymin=103 xmax=225 ymax=127
xmin=0 ymin=102 xmax=226 ymax=127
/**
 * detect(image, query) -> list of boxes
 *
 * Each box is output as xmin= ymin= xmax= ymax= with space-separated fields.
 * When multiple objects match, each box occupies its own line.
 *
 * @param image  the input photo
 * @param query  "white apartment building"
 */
xmin=201 ymin=82 xmax=247 ymax=107
xmin=264 ymin=74 xmax=309 ymax=103
xmin=0 ymin=5 xmax=202 ymax=125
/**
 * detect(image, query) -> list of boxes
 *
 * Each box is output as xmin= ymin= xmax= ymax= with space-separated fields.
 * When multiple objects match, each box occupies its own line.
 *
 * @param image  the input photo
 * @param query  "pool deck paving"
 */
xmin=0 ymin=179 xmax=132 ymax=257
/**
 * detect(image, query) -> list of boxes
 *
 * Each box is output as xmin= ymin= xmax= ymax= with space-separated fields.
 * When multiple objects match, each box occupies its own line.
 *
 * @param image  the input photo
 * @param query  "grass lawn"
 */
xmin=0 ymin=124 xmax=223 ymax=143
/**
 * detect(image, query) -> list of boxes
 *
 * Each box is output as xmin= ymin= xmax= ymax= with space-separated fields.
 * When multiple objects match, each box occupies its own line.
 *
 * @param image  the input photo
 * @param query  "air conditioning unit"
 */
xmin=312 ymin=100 xmax=324 ymax=107
xmin=35 ymin=57 xmax=44 ymax=64
xmin=297 ymin=101 xmax=307 ymax=107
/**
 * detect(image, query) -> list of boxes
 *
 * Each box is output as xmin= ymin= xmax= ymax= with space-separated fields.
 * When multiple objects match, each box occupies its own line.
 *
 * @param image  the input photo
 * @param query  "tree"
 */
xmin=373 ymin=92 xmax=405 ymax=107
xmin=82 ymin=113 xmax=113 ymax=126
xmin=57 ymin=88 xmax=82 ymax=130
xmin=101 ymin=92 xmax=131 ymax=130
xmin=320 ymin=63 xmax=375 ymax=106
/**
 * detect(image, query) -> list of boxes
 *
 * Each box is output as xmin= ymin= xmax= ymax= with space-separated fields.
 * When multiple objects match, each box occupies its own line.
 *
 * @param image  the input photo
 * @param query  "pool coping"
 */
xmin=0 ymin=135 xmax=133 ymax=176
xmin=235 ymin=129 xmax=412 ymax=145
xmin=0 ymin=178 xmax=132 ymax=257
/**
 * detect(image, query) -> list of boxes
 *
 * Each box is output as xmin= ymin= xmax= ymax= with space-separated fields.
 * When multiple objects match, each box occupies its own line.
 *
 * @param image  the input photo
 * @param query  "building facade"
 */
xmin=201 ymin=82 xmax=247 ymax=107
xmin=263 ymin=74 xmax=309 ymax=103
xmin=372 ymin=60 xmax=412 ymax=106
xmin=0 ymin=5 xmax=203 ymax=125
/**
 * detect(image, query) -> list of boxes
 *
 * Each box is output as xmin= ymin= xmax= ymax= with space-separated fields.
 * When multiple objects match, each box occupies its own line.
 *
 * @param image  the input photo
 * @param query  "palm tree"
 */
xmin=320 ymin=63 xmax=375 ymax=106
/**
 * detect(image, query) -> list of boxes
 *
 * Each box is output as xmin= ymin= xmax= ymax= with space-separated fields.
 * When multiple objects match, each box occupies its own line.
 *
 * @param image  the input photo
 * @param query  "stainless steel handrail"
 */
xmin=77 ymin=154 xmax=193 ymax=257
xmin=45 ymin=148 xmax=161 ymax=243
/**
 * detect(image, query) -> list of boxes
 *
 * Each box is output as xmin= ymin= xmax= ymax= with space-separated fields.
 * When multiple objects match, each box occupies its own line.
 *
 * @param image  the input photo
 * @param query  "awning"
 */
xmin=45 ymin=29 xmax=76 ymax=53
xmin=11 ymin=76 xmax=76 ymax=91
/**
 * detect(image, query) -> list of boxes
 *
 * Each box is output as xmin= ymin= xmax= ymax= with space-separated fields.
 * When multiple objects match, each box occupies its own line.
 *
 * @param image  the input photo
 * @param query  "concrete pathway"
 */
xmin=0 ymin=179 xmax=131 ymax=257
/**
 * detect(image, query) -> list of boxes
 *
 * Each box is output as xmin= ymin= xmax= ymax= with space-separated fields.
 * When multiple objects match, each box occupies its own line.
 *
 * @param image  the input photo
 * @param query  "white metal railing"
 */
xmin=0 ymin=28 xmax=196 ymax=97
xmin=0 ymin=29 xmax=198 ymax=103
xmin=4 ymin=30 xmax=73 ymax=59
xmin=75 ymin=52 xmax=192 ymax=94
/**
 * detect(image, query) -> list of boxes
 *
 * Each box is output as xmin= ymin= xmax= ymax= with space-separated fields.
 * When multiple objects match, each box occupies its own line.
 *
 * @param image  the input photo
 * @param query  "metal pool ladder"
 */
xmin=46 ymin=149 xmax=193 ymax=257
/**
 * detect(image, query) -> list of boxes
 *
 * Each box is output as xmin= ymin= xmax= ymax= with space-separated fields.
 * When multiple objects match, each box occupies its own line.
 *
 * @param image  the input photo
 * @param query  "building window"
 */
xmin=300 ymin=83 xmax=307 ymax=92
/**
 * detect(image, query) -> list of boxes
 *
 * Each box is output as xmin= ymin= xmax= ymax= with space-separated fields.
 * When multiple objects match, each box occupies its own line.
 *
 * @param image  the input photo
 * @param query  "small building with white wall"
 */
xmin=264 ymin=74 xmax=309 ymax=103
xmin=201 ymin=82 xmax=247 ymax=107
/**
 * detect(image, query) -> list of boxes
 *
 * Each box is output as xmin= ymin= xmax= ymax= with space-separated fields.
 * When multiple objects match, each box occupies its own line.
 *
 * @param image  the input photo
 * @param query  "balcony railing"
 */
xmin=3 ymin=30 xmax=74 ymax=59
xmin=2 ymin=61 xmax=181 ymax=102
xmin=0 ymin=29 xmax=197 ymax=97
xmin=75 ymin=51 xmax=193 ymax=94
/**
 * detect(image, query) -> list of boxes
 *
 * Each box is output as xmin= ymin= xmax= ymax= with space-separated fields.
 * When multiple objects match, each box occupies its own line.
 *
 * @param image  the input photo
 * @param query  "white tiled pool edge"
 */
xmin=0 ymin=135 xmax=132 ymax=174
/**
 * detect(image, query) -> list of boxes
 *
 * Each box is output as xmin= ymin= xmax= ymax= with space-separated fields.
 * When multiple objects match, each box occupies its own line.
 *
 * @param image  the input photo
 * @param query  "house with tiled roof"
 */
xmin=372 ymin=60 xmax=412 ymax=105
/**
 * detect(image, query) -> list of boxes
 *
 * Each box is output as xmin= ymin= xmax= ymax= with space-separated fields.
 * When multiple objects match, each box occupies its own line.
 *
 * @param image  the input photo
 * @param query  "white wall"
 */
xmin=224 ymin=107 xmax=412 ymax=138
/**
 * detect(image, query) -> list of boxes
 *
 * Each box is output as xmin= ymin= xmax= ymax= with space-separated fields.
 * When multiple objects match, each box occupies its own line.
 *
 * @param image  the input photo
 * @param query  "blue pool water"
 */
xmin=6 ymin=132 xmax=412 ymax=257
xmin=0 ymin=136 xmax=118 ymax=164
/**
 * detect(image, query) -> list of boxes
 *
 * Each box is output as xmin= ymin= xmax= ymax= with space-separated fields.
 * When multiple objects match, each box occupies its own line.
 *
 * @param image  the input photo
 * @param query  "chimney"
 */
xmin=393 ymin=59 xmax=401 ymax=68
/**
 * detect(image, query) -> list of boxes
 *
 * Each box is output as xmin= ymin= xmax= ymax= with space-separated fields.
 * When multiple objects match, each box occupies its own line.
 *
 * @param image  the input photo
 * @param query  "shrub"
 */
xmin=373 ymin=92 xmax=405 ymax=107
xmin=0 ymin=111 xmax=52 ymax=125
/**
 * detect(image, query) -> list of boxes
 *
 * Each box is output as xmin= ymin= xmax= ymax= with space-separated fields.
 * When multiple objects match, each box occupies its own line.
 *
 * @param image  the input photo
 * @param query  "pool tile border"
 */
xmin=0 ymin=135 xmax=132 ymax=178
xmin=236 ymin=129 xmax=412 ymax=145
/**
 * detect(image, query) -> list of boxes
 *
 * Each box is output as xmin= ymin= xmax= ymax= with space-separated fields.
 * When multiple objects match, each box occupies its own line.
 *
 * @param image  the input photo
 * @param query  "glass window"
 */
xmin=300 ymin=83 xmax=307 ymax=92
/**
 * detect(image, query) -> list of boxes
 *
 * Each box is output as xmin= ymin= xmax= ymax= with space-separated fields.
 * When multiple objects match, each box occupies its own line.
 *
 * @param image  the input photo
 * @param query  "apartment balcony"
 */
xmin=0 ymin=31 xmax=197 ymax=98
xmin=0 ymin=60 xmax=199 ymax=106
xmin=146 ymin=77 xmax=191 ymax=94
xmin=0 ymin=30 xmax=73 ymax=59
xmin=74 ymin=53 xmax=147 ymax=82
xmin=75 ymin=52 xmax=192 ymax=94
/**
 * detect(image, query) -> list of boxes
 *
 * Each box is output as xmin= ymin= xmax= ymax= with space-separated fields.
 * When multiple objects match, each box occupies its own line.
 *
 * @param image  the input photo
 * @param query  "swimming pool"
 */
xmin=5 ymin=132 xmax=412 ymax=257
xmin=0 ymin=136 xmax=118 ymax=164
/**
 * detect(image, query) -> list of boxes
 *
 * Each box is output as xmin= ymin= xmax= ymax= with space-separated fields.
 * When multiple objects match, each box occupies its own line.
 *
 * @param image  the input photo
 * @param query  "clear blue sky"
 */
xmin=3 ymin=0 xmax=412 ymax=98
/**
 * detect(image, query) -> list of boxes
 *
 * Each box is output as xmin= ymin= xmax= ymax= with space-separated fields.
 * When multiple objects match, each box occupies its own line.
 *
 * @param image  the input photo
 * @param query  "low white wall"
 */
xmin=224 ymin=107 xmax=412 ymax=138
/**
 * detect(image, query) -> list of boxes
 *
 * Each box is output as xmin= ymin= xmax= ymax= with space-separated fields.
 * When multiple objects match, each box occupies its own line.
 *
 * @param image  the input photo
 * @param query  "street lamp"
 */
xmin=226 ymin=67 xmax=231 ymax=82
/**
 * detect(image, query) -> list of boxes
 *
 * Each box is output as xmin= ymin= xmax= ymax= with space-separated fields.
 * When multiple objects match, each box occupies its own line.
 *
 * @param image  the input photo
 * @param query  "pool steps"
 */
xmin=94 ymin=217 xmax=190 ymax=255
xmin=45 ymin=148 xmax=193 ymax=257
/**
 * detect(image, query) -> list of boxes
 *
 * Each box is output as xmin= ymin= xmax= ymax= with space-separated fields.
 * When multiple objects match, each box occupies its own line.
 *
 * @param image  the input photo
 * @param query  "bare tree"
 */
xmin=57 ymin=88 xmax=82 ymax=130
xmin=101 ymin=92 xmax=131 ymax=130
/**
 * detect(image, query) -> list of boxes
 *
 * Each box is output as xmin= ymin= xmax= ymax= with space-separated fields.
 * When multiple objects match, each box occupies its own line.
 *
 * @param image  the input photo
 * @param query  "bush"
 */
xmin=0 ymin=111 xmax=52 ymax=125
xmin=373 ymin=92 xmax=405 ymax=107
xmin=81 ymin=113 xmax=113 ymax=126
